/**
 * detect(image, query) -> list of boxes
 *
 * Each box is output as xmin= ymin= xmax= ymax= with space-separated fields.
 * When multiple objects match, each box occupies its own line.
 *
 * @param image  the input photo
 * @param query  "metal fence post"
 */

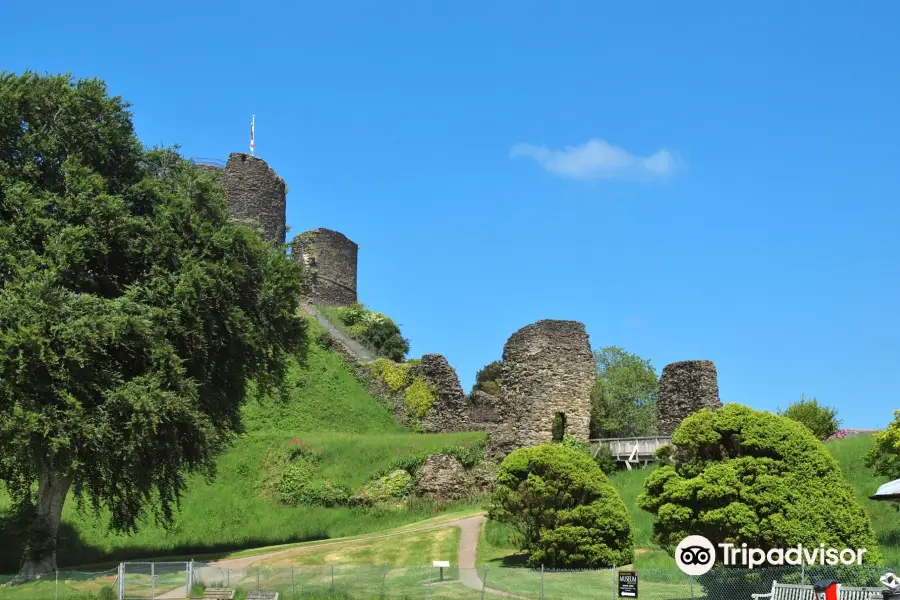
xmin=541 ymin=564 xmax=545 ymax=600
xmin=186 ymin=560 xmax=193 ymax=596
xmin=55 ymin=569 xmax=58 ymax=600
xmin=330 ymin=564 xmax=334 ymax=593
xmin=257 ymin=566 xmax=260 ymax=593
xmin=612 ymin=564 xmax=617 ymax=600
xmin=226 ymin=568 xmax=230 ymax=588
xmin=425 ymin=565 xmax=434 ymax=600
xmin=150 ymin=562 xmax=155 ymax=600
xmin=380 ymin=564 xmax=387 ymax=599
xmin=481 ymin=565 xmax=488 ymax=600
xmin=801 ymin=562 xmax=806 ymax=585
xmin=690 ymin=574 xmax=695 ymax=600
xmin=118 ymin=563 xmax=125 ymax=600
xmin=291 ymin=565 xmax=295 ymax=599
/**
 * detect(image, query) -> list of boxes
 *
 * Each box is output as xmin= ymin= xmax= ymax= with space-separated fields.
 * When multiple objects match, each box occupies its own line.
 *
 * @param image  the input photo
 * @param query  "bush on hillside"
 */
xmin=866 ymin=410 xmax=900 ymax=478
xmin=403 ymin=376 xmax=436 ymax=419
xmin=370 ymin=358 xmax=414 ymax=392
xmin=777 ymin=394 xmax=841 ymax=441
xmin=489 ymin=443 xmax=634 ymax=568
xmin=352 ymin=469 xmax=413 ymax=505
xmin=331 ymin=303 xmax=410 ymax=361
xmin=638 ymin=404 xmax=880 ymax=567
xmin=472 ymin=360 xmax=503 ymax=396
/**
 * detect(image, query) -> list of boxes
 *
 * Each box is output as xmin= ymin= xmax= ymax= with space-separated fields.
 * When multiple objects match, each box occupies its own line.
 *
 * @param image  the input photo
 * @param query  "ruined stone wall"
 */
xmin=293 ymin=228 xmax=358 ymax=306
xmin=657 ymin=360 xmax=722 ymax=435
xmin=491 ymin=320 xmax=594 ymax=449
xmin=418 ymin=354 xmax=472 ymax=433
xmin=222 ymin=153 xmax=286 ymax=246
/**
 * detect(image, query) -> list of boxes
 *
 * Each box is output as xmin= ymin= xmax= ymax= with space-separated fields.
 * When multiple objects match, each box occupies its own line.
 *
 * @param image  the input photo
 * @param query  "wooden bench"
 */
xmin=189 ymin=588 xmax=235 ymax=600
xmin=751 ymin=581 xmax=883 ymax=600
xmin=246 ymin=592 xmax=279 ymax=600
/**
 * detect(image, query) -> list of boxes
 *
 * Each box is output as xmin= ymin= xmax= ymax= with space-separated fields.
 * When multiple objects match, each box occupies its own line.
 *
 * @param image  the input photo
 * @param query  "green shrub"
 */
xmin=489 ymin=443 xmax=634 ymax=568
xmin=777 ymin=394 xmax=841 ymax=440
xmin=638 ymin=404 xmax=880 ymax=566
xmin=277 ymin=443 xmax=351 ymax=507
xmin=866 ymin=409 xmax=900 ymax=478
xmin=370 ymin=358 xmax=413 ymax=392
xmin=403 ymin=376 xmax=435 ymax=418
xmin=472 ymin=360 xmax=503 ymax=395
xmin=353 ymin=469 xmax=413 ymax=505
xmin=331 ymin=303 xmax=410 ymax=361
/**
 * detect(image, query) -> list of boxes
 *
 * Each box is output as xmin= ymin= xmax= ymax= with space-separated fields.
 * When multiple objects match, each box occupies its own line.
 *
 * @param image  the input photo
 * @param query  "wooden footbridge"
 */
xmin=589 ymin=436 xmax=671 ymax=470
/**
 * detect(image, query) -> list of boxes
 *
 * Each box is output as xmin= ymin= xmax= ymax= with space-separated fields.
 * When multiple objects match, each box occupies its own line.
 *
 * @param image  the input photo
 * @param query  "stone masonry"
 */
xmin=657 ymin=360 xmax=722 ymax=435
xmin=418 ymin=354 xmax=472 ymax=433
xmin=293 ymin=228 xmax=358 ymax=306
xmin=491 ymin=320 xmax=594 ymax=449
xmin=222 ymin=153 xmax=287 ymax=246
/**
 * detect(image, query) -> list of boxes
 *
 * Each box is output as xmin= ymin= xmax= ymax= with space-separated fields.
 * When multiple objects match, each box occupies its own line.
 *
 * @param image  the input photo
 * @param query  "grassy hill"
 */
xmin=0 ymin=316 xmax=485 ymax=573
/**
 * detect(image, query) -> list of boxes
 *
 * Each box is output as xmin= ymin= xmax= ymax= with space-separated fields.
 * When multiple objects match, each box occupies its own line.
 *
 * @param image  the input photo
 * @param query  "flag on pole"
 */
xmin=250 ymin=115 xmax=255 ymax=155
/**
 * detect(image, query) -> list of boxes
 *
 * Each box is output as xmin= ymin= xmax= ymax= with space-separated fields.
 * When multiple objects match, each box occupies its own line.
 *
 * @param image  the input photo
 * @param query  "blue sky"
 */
xmin=4 ymin=1 xmax=898 ymax=429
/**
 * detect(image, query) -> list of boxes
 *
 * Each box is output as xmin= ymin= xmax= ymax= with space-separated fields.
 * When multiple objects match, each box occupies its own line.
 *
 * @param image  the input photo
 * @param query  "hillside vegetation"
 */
xmin=479 ymin=433 xmax=900 ymax=569
xmin=0 ymin=316 xmax=484 ymax=572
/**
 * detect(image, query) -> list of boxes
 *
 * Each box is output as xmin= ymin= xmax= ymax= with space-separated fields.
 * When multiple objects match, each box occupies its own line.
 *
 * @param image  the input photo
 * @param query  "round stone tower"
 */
xmin=496 ymin=319 xmax=594 ymax=448
xmin=222 ymin=152 xmax=286 ymax=246
xmin=656 ymin=360 xmax=722 ymax=435
xmin=293 ymin=228 xmax=358 ymax=306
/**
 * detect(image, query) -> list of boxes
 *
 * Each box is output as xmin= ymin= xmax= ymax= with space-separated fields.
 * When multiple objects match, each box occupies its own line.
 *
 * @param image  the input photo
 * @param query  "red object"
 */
xmin=812 ymin=580 xmax=839 ymax=600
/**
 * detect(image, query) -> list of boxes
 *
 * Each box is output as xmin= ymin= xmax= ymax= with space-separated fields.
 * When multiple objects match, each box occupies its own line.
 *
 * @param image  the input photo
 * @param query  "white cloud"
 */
xmin=509 ymin=138 xmax=676 ymax=181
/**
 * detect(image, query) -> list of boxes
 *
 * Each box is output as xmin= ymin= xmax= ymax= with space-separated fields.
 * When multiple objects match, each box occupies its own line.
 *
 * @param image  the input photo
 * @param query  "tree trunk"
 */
xmin=16 ymin=468 xmax=72 ymax=580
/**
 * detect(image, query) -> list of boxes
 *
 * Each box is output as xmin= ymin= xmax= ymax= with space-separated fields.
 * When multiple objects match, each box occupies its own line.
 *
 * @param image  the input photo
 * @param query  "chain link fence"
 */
xmin=0 ymin=563 xmax=896 ymax=599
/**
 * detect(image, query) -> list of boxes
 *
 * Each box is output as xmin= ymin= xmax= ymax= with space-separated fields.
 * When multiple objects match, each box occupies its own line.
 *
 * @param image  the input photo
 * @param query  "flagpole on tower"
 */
xmin=250 ymin=114 xmax=255 ymax=156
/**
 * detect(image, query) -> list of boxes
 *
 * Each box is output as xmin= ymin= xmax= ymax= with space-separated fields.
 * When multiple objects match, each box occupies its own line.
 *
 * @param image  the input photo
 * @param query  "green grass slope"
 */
xmin=0 ymin=317 xmax=485 ymax=572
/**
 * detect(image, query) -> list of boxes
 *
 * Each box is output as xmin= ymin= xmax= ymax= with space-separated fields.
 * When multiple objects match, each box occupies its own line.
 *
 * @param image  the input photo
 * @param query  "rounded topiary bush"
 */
xmin=638 ymin=404 xmax=880 ymax=566
xmin=488 ymin=443 xmax=634 ymax=568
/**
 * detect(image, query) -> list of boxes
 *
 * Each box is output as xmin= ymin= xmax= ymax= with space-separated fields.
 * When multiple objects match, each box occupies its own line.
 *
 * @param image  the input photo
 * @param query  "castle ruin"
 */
xmin=656 ymin=360 xmax=722 ymax=435
xmin=490 ymin=320 xmax=595 ymax=449
xmin=222 ymin=153 xmax=287 ymax=246
xmin=293 ymin=228 xmax=359 ymax=306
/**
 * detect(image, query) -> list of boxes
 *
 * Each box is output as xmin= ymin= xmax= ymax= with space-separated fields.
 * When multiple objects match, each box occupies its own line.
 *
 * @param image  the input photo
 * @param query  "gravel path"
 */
xmin=298 ymin=302 xmax=376 ymax=363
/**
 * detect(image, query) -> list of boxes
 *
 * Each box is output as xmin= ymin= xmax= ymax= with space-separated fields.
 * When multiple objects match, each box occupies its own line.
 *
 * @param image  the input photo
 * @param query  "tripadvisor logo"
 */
xmin=675 ymin=535 xmax=869 ymax=574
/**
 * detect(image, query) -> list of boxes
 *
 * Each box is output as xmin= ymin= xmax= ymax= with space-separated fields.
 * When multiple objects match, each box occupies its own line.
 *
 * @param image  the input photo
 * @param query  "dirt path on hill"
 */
xmin=298 ymin=301 xmax=376 ymax=363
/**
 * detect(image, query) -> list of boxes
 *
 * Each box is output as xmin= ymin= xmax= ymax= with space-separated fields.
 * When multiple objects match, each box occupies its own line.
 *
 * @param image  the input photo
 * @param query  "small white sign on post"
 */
xmin=433 ymin=561 xmax=450 ymax=582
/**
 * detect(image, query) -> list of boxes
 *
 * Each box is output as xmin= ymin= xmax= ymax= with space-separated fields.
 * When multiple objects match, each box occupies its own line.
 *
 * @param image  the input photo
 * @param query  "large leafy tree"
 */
xmin=0 ymin=72 xmax=307 ymax=578
xmin=638 ymin=404 xmax=879 ymax=566
xmin=471 ymin=360 xmax=502 ymax=396
xmin=590 ymin=347 xmax=659 ymax=438
xmin=488 ymin=443 xmax=634 ymax=568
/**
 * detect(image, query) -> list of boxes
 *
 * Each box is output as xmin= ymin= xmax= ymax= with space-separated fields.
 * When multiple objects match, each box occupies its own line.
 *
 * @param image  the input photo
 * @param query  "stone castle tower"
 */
xmin=192 ymin=154 xmax=359 ymax=304
xmin=656 ymin=360 xmax=722 ymax=435
xmin=292 ymin=228 xmax=359 ymax=306
xmin=496 ymin=319 xmax=595 ymax=447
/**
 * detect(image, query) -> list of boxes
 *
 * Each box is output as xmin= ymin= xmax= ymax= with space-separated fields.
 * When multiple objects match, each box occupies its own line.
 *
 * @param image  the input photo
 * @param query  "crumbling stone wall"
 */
xmin=489 ymin=320 xmax=594 ymax=451
xmin=418 ymin=354 xmax=472 ymax=433
xmin=222 ymin=152 xmax=286 ymax=246
xmin=657 ymin=360 xmax=721 ymax=435
xmin=293 ymin=228 xmax=358 ymax=306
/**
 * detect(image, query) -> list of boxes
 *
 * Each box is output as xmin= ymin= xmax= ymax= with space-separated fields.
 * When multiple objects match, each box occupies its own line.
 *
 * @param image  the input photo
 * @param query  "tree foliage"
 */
xmin=0 ymin=71 xmax=307 ymax=575
xmin=777 ymin=394 xmax=841 ymax=441
xmin=590 ymin=347 xmax=659 ymax=438
xmin=638 ymin=404 xmax=880 ymax=566
xmin=488 ymin=443 xmax=634 ymax=568
xmin=472 ymin=360 xmax=502 ymax=396
xmin=865 ymin=410 xmax=900 ymax=479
